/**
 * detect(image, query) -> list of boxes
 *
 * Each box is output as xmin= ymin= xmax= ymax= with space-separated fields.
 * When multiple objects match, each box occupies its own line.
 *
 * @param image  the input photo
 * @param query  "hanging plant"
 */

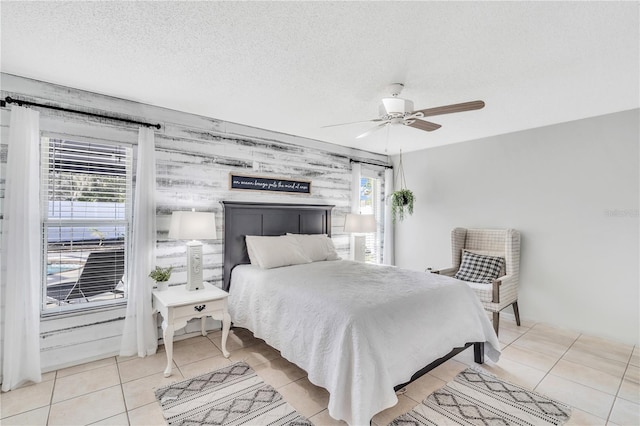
xmin=390 ymin=150 xmax=415 ymax=223
xmin=391 ymin=189 xmax=414 ymax=223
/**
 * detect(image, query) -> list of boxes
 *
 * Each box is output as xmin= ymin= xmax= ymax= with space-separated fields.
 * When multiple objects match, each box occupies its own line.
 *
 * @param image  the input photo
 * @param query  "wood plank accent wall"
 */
xmin=0 ymin=73 xmax=389 ymax=373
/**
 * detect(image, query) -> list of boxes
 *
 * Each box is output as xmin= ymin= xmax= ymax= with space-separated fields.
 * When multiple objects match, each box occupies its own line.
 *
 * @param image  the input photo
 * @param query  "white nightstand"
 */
xmin=152 ymin=282 xmax=230 ymax=377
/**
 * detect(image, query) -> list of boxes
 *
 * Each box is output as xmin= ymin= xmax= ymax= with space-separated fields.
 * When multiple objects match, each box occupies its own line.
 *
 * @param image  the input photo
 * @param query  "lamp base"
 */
xmin=353 ymin=235 xmax=366 ymax=262
xmin=186 ymin=241 xmax=204 ymax=291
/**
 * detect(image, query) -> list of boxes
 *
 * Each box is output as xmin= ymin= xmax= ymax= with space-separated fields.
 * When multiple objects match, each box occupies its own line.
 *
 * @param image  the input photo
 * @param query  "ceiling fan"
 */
xmin=324 ymin=83 xmax=485 ymax=139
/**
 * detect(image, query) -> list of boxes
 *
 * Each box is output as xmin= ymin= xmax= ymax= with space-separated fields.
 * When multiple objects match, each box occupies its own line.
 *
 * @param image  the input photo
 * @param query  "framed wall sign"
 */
xmin=229 ymin=173 xmax=311 ymax=194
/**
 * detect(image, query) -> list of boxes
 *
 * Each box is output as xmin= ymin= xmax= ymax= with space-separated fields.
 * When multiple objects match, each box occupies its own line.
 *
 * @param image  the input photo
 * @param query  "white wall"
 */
xmin=394 ymin=109 xmax=639 ymax=345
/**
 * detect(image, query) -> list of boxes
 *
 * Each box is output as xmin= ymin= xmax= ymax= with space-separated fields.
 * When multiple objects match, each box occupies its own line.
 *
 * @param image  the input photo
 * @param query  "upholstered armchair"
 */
xmin=432 ymin=228 xmax=521 ymax=336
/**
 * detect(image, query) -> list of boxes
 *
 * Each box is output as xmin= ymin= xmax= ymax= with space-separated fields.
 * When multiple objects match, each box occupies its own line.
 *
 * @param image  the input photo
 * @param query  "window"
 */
xmin=358 ymin=174 xmax=382 ymax=263
xmin=42 ymin=137 xmax=132 ymax=313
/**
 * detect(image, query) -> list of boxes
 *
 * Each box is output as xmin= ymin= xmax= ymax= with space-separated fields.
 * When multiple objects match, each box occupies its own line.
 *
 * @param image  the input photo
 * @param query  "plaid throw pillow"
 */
xmin=454 ymin=251 xmax=505 ymax=284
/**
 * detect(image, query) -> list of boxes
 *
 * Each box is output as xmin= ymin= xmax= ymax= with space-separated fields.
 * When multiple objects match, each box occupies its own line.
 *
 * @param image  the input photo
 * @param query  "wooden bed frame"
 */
xmin=221 ymin=201 xmax=484 ymax=393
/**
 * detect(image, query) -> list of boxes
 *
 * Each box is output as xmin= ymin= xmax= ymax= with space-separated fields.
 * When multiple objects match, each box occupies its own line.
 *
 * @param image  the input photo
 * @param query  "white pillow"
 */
xmin=245 ymin=235 xmax=312 ymax=269
xmin=287 ymin=233 xmax=341 ymax=262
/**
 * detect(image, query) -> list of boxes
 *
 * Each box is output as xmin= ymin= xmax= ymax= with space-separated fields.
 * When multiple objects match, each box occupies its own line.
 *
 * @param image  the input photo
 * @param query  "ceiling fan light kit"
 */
xmin=380 ymin=97 xmax=414 ymax=116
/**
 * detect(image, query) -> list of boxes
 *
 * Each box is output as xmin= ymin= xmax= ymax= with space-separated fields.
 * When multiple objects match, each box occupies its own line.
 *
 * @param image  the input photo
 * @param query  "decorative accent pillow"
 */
xmin=245 ymin=235 xmax=312 ymax=269
xmin=454 ymin=250 xmax=505 ymax=284
xmin=287 ymin=233 xmax=341 ymax=262
xmin=464 ymin=249 xmax=506 ymax=277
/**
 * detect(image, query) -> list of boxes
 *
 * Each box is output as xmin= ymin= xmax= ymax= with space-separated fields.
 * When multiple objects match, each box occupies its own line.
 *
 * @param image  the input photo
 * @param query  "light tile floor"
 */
xmin=1 ymin=318 xmax=638 ymax=425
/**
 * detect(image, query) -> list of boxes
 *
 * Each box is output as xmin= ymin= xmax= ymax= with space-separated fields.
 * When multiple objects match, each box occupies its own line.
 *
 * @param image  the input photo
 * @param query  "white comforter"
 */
xmin=228 ymin=260 xmax=500 ymax=426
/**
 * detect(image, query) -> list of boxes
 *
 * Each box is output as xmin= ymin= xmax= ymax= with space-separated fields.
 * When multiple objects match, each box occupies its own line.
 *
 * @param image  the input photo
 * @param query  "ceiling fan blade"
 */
xmin=322 ymin=118 xmax=384 ymax=128
xmin=407 ymin=119 xmax=442 ymax=132
xmin=356 ymin=122 xmax=388 ymax=139
xmin=413 ymin=100 xmax=485 ymax=117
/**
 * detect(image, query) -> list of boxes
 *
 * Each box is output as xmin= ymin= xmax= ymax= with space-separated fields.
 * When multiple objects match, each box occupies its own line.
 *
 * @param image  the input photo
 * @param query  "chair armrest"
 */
xmin=492 ymin=274 xmax=517 ymax=303
xmin=429 ymin=267 xmax=457 ymax=277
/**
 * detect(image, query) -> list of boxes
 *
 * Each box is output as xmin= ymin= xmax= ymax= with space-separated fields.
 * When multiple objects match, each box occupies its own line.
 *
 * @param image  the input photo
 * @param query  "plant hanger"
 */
xmin=397 ymin=149 xmax=408 ymax=190
xmin=390 ymin=150 xmax=415 ymax=223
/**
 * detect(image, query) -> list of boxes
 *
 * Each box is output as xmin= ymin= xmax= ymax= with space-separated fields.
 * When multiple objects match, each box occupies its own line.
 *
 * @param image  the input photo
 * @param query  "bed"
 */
xmin=222 ymin=201 xmax=500 ymax=426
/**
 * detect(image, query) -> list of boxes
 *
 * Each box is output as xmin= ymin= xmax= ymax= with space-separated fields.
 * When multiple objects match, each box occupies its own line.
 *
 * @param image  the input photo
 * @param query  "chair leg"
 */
xmin=492 ymin=312 xmax=500 ymax=336
xmin=512 ymin=301 xmax=521 ymax=326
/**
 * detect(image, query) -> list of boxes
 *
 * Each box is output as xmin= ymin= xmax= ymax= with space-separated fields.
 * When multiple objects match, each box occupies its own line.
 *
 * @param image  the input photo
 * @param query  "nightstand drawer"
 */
xmin=172 ymin=299 xmax=226 ymax=319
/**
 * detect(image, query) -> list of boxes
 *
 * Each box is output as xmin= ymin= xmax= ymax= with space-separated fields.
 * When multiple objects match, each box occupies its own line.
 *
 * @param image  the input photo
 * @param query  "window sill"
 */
xmin=41 ymin=300 xmax=127 ymax=321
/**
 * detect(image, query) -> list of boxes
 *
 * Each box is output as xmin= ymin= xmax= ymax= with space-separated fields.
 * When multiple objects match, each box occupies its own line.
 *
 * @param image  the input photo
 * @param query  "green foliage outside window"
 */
xmin=49 ymin=172 xmax=126 ymax=203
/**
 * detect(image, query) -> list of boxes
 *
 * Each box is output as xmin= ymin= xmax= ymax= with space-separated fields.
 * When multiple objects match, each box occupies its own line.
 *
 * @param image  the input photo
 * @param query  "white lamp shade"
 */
xmin=168 ymin=211 xmax=217 ymax=240
xmin=344 ymin=214 xmax=376 ymax=233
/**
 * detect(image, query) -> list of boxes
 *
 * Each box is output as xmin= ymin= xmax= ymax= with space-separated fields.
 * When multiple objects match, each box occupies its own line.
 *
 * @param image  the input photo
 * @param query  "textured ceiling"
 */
xmin=1 ymin=1 xmax=638 ymax=155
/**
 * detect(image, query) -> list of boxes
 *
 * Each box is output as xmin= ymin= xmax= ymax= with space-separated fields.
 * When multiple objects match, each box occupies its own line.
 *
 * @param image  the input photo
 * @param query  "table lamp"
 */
xmin=344 ymin=213 xmax=376 ymax=262
xmin=168 ymin=209 xmax=217 ymax=290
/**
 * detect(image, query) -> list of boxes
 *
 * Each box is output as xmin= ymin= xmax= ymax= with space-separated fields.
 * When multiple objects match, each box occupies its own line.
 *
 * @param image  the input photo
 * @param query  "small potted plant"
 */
xmin=149 ymin=266 xmax=173 ymax=291
xmin=390 ymin=150 xmax=415 ymax=223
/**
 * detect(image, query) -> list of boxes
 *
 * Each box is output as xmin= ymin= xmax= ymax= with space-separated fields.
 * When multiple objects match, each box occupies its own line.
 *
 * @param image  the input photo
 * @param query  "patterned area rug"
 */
xmin=390 ymin=367 xmax=572 ymax=426
xmin=155 ymin=362 xmax=312 ymax=426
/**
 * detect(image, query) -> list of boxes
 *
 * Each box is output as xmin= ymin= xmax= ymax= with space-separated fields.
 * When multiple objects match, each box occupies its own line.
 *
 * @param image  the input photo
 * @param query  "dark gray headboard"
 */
xmin=221 ymin=201 xmax=334 ymax=291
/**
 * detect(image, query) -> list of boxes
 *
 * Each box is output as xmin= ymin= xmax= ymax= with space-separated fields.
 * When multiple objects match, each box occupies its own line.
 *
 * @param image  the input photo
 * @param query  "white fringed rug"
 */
xmin=389 ymin=367 xmax=572 ymax=426
xmin=155 ymin=362 xmax=312 ymax=426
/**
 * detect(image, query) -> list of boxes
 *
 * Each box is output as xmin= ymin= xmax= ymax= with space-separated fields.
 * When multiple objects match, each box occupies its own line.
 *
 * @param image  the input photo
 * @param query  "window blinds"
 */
xmin=41 ymin=137 xmax=132 ymax=311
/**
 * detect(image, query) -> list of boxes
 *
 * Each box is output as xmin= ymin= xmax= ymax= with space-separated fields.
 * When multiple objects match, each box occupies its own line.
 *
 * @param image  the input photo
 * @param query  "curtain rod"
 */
xmin=350 ymin=159 xmax=392 ymax=169
xmin=1 ymin=96 xmax=162 ymax=129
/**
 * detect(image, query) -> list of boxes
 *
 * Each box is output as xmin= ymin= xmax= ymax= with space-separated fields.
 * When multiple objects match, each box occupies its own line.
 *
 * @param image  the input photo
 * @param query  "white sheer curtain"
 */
xmin=1 ymin=106 xmax=42 ymax=391
xmin=120 ymin=127 xmax=158 ymax=357
xmin=349 ymin=163 xmax=362 ymax=260
xmin=383 ymin=167 xmax=395 ymax=265
xmin=351 ymin=162 xmax=361 ymax=215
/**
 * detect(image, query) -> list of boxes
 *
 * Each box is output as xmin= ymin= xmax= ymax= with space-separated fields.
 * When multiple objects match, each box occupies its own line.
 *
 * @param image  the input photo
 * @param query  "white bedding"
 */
xmin=228 ymin=260 xmax=500 ymax=426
